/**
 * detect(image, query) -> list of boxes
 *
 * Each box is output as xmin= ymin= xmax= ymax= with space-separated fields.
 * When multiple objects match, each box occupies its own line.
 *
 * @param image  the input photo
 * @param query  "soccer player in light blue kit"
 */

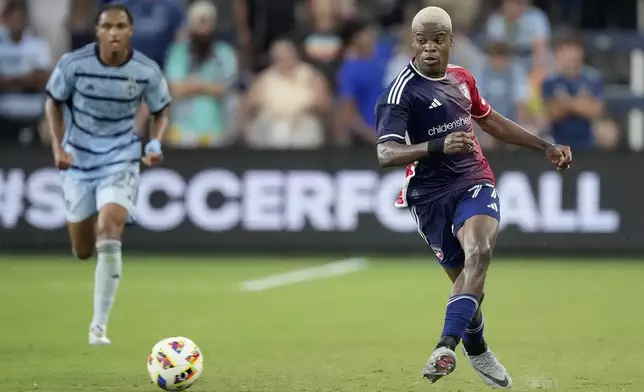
xmin=44 ymin=4 xmax=171 ymax=346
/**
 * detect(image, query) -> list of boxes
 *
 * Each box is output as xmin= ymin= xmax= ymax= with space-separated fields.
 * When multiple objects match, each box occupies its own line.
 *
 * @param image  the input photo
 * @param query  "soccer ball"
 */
xmin=147 ymin=337 xmax=204 ymax=391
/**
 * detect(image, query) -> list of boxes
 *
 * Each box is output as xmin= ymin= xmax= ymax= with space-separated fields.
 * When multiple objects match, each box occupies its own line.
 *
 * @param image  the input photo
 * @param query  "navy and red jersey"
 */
xmin=375 ymin=61 xmax=495 ymax=207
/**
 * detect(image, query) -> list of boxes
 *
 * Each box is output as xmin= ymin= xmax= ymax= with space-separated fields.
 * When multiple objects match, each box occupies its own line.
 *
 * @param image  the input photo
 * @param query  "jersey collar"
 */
xmin=94 ymin=43 xmax=134 ymax=68
xmin=409 ymin=58 xmax=447 ymax=81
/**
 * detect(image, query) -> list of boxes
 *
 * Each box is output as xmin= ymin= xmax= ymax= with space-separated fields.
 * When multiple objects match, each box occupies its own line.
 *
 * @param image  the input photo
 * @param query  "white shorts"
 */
xmin=61 ymin=167 xmax=140 ymax=223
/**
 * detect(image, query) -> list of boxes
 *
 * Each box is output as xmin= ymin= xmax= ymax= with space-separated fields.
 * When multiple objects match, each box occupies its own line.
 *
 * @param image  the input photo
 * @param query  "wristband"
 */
xmin=426 ymin=137 xmax=445 ymax=155
xmin=145 ymin=139 xmax=162 ymax=154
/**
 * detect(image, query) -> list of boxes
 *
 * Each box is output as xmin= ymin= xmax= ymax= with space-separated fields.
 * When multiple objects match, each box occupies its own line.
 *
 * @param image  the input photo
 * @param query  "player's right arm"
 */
xmin=44 ymin=57 xmax=75 ymax=170
xmin=375 ymin=95 xmax=474 ymax=168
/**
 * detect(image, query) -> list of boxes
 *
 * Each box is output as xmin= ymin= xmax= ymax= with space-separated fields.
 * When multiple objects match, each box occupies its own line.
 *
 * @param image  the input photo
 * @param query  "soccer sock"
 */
xmin=91 ymin=239 xmax=122 ymax=328
xmin=462 ymin=308 xmax=487 ymax=355
xmin=438 ymin=294 xmax=479 ymax=351
xmin=463 ymin=292 xmax=487 ymax=355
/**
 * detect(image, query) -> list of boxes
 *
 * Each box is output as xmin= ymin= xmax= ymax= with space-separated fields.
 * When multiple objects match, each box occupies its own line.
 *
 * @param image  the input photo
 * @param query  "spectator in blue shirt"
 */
xmin=337 ymin=18 xmax=391 ymax=146
xmin=541 ymin=34 xmax=605 ymax=149
xmin=112 ymin=0 xmax=185 ymax=68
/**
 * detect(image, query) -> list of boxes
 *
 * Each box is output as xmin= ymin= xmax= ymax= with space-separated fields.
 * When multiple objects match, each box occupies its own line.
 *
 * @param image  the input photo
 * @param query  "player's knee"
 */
xmin=463 ymin=241 xmax=493 ymax=269
xmin=96 ymin=216 xmax=124 ymax=239
xmin=72 ymin=246 xmax=94 ymax=260
xmin=96 ymin=220 xmax=122 ymax=240
xmin=96 ymin=207 xmax=127 ymax=240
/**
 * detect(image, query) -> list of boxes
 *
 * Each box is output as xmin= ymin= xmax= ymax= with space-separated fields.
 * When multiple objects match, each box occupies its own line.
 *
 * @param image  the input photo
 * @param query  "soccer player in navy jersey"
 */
xmin=375 ymin=7 xmax=572 ymax=388
xmin=44 ymin=4 xmax=171 ymax=345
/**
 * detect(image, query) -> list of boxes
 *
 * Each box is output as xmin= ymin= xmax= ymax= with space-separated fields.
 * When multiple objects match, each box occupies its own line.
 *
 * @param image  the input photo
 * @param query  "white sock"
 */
xmin=91 ymin=239 xmax=122 ymax=328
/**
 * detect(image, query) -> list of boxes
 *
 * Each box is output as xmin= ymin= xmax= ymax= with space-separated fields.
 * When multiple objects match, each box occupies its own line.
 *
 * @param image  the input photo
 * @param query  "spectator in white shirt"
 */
xmin=0 ymin=0 xmax=51 ymax=145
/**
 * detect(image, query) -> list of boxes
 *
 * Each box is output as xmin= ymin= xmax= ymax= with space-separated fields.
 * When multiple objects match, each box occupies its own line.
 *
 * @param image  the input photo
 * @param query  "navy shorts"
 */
xmin=409 ymin=183 xmax=500 ymax=268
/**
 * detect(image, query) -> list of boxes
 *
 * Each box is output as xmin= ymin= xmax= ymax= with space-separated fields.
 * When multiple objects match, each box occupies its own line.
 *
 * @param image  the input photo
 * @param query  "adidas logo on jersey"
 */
xmin=487 ymin=203 xmax=498 ymax=212
xmin=429 ymin=98 xmax=442 ymax=109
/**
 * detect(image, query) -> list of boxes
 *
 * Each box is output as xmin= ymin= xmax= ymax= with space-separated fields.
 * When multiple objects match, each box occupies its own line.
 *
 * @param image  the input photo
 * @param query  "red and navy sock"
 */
xmin=437 ymin=294 xmax=479 ymax=351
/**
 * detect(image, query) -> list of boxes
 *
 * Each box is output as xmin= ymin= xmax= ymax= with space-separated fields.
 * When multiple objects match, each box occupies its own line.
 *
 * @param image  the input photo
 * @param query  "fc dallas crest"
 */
xmin=431 ymin=245 xmax=444 ymax=261
xmin=458 ymin=83 xmax=471 ymax=101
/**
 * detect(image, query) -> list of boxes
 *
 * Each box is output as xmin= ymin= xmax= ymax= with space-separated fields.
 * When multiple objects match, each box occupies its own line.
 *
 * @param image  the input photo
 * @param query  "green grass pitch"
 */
xmin=1 ymin=255 xmax=643 ymax=392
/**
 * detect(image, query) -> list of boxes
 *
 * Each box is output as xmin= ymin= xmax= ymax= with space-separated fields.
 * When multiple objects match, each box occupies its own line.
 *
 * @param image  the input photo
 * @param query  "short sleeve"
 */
xmin=467 ymin=73 xmax=492 ymax=119
xmin=145 ymin=66 xmax=172 ymax=114
xmin=338 ymin=60 xmax=358 ymax=100
xmin=45 ymin=56 xmax=75 ymax=102
xmin=376 ymin=96 xmax=410 ymax=144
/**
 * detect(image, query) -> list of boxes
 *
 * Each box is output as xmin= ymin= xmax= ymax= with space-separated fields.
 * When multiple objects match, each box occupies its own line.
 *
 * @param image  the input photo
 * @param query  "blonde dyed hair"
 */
xmin=411 ymin=6 xmax=452 ymax=32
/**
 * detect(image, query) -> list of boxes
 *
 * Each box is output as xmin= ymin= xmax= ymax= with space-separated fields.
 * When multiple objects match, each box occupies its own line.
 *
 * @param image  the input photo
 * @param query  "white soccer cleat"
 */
xmin=89 ymin=325 xmax=111 ymax=346
xmin=462 ymin=347 xmax=512 ymax=389
xmin=422 ymin=346 xmax=457 ymax=383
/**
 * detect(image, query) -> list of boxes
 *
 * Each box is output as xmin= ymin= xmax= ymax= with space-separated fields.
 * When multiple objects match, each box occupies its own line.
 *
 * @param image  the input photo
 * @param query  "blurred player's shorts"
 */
xmin=61 ymin=167 xmax=140 ymax=223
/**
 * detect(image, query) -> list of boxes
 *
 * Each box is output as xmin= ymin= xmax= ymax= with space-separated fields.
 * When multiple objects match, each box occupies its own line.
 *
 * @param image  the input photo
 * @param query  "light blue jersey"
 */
xmin=46 ymin=43 xmax=171 ymax=180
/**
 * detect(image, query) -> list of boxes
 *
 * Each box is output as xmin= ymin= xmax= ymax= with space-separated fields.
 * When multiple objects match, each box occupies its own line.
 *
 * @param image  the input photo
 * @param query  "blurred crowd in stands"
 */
xmin=0 ymin=0 xmax=638 ymax=150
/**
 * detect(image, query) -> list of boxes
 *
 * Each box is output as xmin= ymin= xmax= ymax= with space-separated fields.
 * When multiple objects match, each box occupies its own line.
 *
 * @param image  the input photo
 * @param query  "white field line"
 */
xmin=240 ymin=258 xmax=368 ymax=292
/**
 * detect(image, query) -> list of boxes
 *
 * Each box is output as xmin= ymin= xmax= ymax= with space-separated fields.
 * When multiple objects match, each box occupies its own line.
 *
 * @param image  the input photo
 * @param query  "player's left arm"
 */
xmin=477 ymin=110 xmax=549 ymax=151
xmin=477 ymin=109 xmax=572 ymax=170
xmin=141 ymin=68 xmax=172 ymax=166
xmin=469 ymin=74 xmax=572 ymax=170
